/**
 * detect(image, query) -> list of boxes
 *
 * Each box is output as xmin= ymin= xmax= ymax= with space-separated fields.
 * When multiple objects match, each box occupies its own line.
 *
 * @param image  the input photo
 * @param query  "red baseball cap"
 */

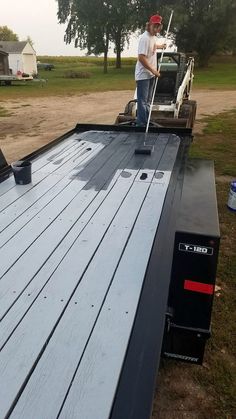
xmin=149 ymin=14 xmax=162 ymax=25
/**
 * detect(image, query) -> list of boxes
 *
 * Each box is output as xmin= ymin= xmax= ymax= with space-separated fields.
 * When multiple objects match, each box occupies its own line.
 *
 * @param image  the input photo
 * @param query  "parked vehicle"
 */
xmin=37 ymin=62 xmax=55 ymax=71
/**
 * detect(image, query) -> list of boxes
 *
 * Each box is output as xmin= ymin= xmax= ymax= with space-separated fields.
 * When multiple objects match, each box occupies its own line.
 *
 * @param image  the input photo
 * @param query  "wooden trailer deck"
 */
xmin=0 ymin=129 xmax=182 ymax=418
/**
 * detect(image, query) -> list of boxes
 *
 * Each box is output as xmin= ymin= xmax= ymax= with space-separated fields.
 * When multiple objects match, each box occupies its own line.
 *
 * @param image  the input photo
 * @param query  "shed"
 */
xmin=0 ymin=50 xmax=10 ymax=75
xmin=0 ymin=41 xmax=37 ymax=76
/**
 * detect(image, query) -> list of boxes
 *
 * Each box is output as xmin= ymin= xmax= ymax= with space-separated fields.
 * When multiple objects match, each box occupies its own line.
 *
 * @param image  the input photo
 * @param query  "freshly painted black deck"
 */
xmin=0 ymin=130 xmax=180 ymax=419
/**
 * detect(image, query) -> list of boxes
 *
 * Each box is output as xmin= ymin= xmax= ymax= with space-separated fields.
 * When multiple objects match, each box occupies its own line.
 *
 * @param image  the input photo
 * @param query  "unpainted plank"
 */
xmin=0 ymin=142 xmax=101 ymax=235
xmin=0 ymin=143 xmax=136 ymax=347
xmin=0 ymin=137 xmax=77 ymax=197
xmin=0 ymin=136 xmax=131 ymax=316
xmin=0 ymin=132 xmax=126 ymax=275
xmin=8 ymin=178 xmax=153 ymax=419
xmin=0 ymin=133 xmax=172 ymax=418
xmin=0 ymin=133 xmax=121 ymax=245
xmin=0 ymin=141 xmax=88 ymax=212
xmin=0 ymin=157 xmax=143 ymax=418
xmin=0 ymin=130 xmax=116 ymax=211
xmin=0 ymin=137 xmax=169 ymax=418
xmin=0 ymin=144 xmax=107 ymax=280
xmin=59 ymin=180 xmax=172 ymax=419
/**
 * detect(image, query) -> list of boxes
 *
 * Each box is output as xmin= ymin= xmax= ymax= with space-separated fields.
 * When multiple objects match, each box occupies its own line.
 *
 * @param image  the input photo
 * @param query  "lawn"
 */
xmin=0 ymin=55 xmax=235 ymax=100
xmin=154 ymin=110 xmax=236 ymax=419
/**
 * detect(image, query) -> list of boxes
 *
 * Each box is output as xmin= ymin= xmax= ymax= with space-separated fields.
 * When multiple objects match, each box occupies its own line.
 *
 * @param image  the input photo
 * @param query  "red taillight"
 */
xmin=184 ymin=280 xmax=214 ymax=295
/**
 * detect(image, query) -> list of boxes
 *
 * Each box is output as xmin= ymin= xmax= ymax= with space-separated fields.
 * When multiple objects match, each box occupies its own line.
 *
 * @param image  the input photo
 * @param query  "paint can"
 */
xmin=227 ymin=180 xmax=236 ymax=212
xmin=11 ymin=160 xmax=32 ymax=185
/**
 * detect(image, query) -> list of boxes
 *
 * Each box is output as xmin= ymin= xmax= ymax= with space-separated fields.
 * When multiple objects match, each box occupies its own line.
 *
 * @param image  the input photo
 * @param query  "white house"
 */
xmin=0 ymin=41 xmax=37 ymax=76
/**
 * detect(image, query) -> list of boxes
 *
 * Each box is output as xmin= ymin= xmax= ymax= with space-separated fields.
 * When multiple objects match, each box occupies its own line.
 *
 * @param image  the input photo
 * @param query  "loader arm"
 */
xmin=174 ymin=58 xmax=195 ymax=118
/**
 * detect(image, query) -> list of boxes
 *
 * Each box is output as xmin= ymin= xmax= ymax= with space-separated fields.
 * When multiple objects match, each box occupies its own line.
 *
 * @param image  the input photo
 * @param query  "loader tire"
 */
xmin=115 ymin=114 xmax=134 ymax=125
xmin=187 ymin=100 xmax=197 ymax=128
xmin=179 ymin=100 xmax=197 ymax=129
xmin=124 ymin=100 xmax=137 ymax=118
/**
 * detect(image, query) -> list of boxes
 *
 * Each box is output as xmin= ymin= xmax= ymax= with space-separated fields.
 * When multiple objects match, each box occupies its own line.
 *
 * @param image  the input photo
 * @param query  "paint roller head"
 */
xmin=134 ymin=145 xmax=154 ymax=155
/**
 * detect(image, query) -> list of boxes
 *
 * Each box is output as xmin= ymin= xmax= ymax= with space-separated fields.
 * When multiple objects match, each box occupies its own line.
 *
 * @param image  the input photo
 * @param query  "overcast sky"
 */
xmin=1 ymin=0 xmax=138 ymax=56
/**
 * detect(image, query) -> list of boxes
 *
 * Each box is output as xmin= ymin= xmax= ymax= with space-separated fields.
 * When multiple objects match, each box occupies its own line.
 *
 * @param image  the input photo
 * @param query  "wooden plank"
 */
xmin=0 ymin=139 xmax=80 ymax=202
xmin=0 ymin=139 xmax=138 ymax=347
xmin=0 ymin=145 xmax=107 ymax=279
xmin=0 ymin=131 xmax=127 ymax=262
xmin=0 ymin=131 xmax=121 ymax=209
xmin=0 ymin=135 xmax=131 ymax=308
xmin=0 ymin=143 xmax=136 ymax=346
xmin=0 ymin=129 xmax=117 ymax=209
xmin=35 ymin=131 xmax=117 ymax=176
xmin=0 ymin=154 xmax=144 ymax=418
xmin=59 ymin=181 xmax=173 ymax=419
xmin=0 ymin=142 xmax=100 ymax=234
xmin=0 ymin=139 xmax=169 ymax=418
xmin=30 ymin=133 xmax=82 ymax=171
xmin=0 ymin=141 xmax=88 ymax=212
xmin=8 ymin=181 xmax=154 ymax=419
xmin=156 ymin=134 xmax=181 ymax=171
xmin=0 ymin=133 xmax=121 ymax=245
xmin=0 ymin=137 xmax=77 ymax=197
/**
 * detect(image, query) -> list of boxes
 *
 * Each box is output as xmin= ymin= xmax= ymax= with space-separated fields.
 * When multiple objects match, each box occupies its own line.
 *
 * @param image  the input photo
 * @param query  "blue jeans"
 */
xmin=136 ymin=77 xmax=155 ymax=126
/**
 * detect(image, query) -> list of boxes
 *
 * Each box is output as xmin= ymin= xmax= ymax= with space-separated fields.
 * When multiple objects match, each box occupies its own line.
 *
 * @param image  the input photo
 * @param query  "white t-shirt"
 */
xmin=135 ymin=31 xmax=158 ymax=81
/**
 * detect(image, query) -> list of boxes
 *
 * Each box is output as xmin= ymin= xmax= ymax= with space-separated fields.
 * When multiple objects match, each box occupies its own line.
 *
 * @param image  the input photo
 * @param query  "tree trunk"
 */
xmin=116 ymin=45 xmax=121 ymax=69
xmin=115 ymin=30 xmax=122 ymax=69
xmin=103 ymin=30 xmax=109 ymax=74
xmin=104 ymin=49 xmax=108 ymax=74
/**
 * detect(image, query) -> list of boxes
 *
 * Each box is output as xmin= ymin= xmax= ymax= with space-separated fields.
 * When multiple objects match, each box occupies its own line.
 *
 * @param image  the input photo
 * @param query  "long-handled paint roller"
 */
xmin=135 ymin=10 xmax=174 ymax=155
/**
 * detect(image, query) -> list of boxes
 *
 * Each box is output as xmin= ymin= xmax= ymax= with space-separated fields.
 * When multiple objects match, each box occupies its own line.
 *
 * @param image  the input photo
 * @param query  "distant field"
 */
xmin=0 ymin=55 xmax=235 ymax=99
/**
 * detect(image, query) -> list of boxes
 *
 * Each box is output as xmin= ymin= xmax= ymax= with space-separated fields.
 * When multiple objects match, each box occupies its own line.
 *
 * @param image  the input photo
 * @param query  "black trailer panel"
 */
xmin=163 ymin=159 xmax=220 ymax=364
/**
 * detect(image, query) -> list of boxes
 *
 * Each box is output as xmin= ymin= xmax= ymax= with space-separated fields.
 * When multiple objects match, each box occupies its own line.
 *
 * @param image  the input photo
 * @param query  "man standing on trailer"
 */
xmin=135 ymin=14 xmax=166 ymax=126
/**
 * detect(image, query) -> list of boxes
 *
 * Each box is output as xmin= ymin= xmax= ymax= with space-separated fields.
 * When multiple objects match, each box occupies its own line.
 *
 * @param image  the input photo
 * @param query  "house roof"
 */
xmin=0 ymin=41 xmax=28 ymax=54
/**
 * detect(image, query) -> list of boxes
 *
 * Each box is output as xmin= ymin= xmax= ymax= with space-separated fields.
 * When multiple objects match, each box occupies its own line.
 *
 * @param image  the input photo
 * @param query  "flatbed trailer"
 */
xmin=0 ymin=75 xmax=46 ymax=86
xmin=0 ymin=124 xmax=220 ymax=419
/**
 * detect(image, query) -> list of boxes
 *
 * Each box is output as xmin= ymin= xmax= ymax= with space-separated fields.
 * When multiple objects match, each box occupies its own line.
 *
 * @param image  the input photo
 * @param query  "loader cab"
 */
xmin=155 ymin=52 xmax=187 ymax=105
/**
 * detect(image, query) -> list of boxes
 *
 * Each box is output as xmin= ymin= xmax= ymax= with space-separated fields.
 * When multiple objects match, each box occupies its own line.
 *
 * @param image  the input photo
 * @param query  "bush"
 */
xmin=63 ymin=70 xmax=92 ymax=79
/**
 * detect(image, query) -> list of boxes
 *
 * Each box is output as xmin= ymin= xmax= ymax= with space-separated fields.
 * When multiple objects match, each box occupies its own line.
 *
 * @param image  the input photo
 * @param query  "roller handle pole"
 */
xmin=145 ymin=10 xmax=174 ymax=135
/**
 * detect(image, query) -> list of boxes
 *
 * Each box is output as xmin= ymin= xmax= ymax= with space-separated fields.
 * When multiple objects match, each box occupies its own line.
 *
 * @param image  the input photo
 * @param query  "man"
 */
xmin=135 ymin=14 xmax=166 ymax=126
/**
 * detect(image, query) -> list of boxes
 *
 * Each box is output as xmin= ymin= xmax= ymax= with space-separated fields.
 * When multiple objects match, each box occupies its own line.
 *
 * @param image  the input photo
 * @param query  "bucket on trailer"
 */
xmin=227 ymin=180 xmax=236 ymax=212
xmin=11 ymin=160 xmax=32 ymax=185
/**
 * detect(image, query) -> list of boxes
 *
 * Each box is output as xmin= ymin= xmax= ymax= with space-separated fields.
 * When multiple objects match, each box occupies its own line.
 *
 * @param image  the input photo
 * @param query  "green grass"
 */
xmin=0 ymin=55 xmax=236 ymax=99
xmin=190 ymin=109 xmax=236 ymax=175
xmin=194 ymin=55 xmax=236 ymax=89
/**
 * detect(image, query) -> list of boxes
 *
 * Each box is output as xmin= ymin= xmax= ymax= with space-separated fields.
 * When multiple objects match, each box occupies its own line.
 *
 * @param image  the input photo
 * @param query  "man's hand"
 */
xmin=138 ymin=54 xmax=161 ymax=78
xmin=153 ymin=69 xmax=161 ymax=77
xmin=156 ymin=43 xmax=167 ymax=50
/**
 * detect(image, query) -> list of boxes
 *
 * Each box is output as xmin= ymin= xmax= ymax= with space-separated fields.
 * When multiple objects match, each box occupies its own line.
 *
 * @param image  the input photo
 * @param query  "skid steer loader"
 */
xmin=116 ymin=52 xmax=196 ymax=129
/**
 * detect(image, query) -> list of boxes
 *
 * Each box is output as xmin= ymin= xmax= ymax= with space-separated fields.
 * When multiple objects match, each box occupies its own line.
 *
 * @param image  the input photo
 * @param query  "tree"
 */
xmin=176 ymin=0 xmax=234 ymax=66
xmin=157 ymin=0 xmax=235 ymax=67
xmin=0 ymin=26 xmax=19 ymax=41
xmin=57 ymin=0 xmax=136 ymax=72
xmin=109 ymin=0 xmax=136 ymax=69
xmin=57 ymin=0 xmax=112 ymax=73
